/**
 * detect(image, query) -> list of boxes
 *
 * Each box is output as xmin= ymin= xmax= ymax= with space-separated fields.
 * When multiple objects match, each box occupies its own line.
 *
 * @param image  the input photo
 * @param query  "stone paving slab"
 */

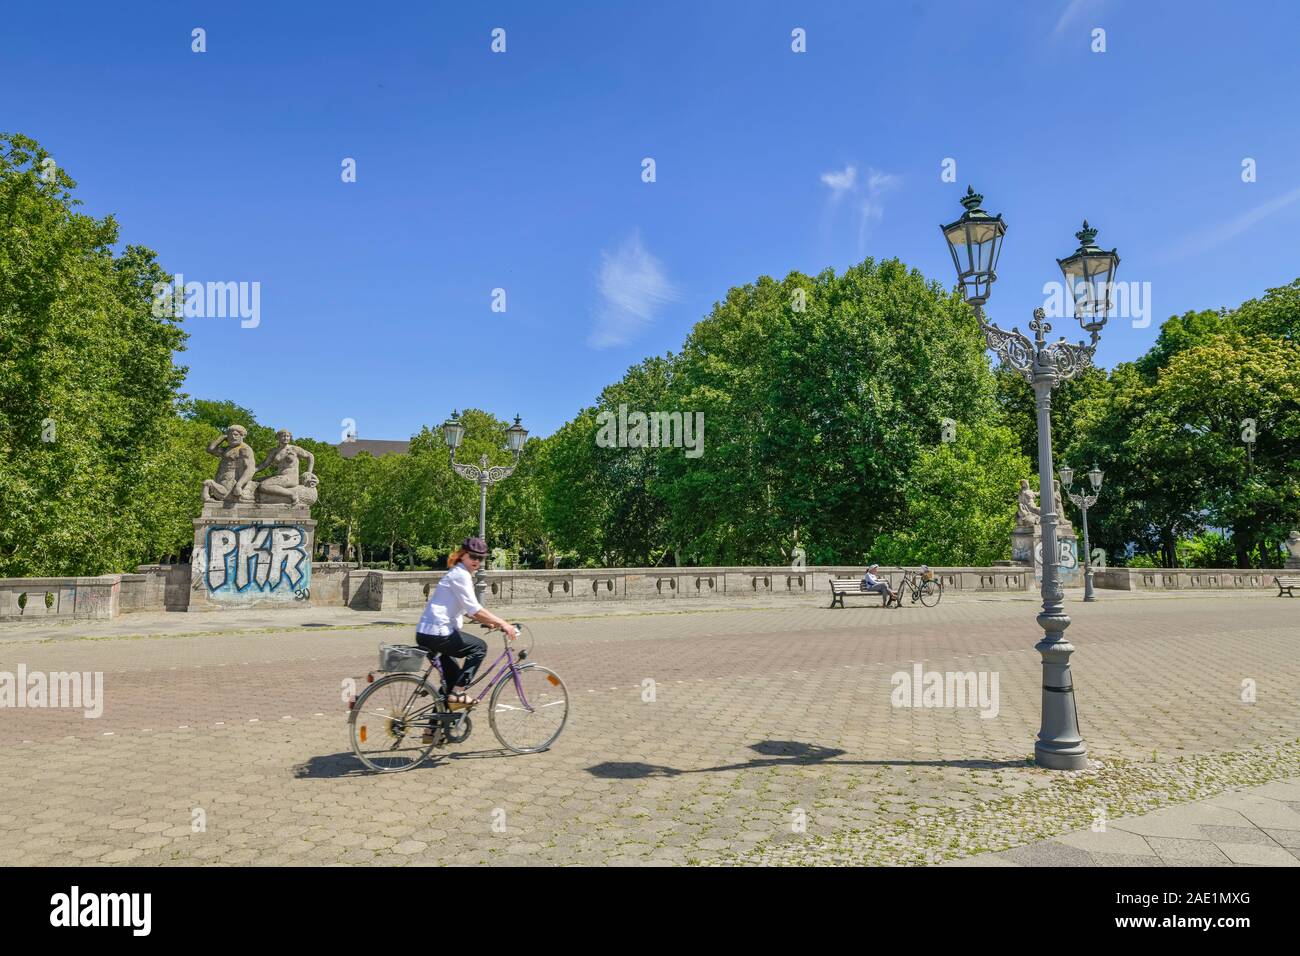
xmin=0 ymin=593 xmax=1296 ymax=866
xmin=943 ymin=776 xmax=1300 ymax=867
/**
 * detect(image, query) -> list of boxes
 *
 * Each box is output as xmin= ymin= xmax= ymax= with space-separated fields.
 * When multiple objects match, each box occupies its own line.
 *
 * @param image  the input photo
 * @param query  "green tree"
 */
xmin=491 ymin=436 xmax=551 ymax=566
xmin=410 ymin=408 xmax=514 ymax=549
xmin=872 ymin=422 xmax=1030 ymax=566
xmin=1145 ymin=333 xmax=1300 ymax=567
xmin=658 ymin=259 xmax=997 ymax=564
xmin=1134 ymin=309 xmax=1227 ymax=381
xmin=1063 ymin=363 xmax=1205 ymax=567
xmin=131 ymin=416 xmax=217 ymax=563
xmin=184 ymin=399 xmax=276 ymax=453
xmin=295 ymin=438 xmax=348 ymax=557
xmin=994 ymin=365 xmax=1109 ymax=465
xmin=0 ymin=133 xmax=187 ymax=575
xmin=594 ymin=357 xmax=677 ymax=566
xmin=1176 ymin=532 xmax=1236 ymax=569
xmin=536 ymin=410 xmax=612 ymax=565
xmin=1232 ymin=278 xmax=1299 ymax=343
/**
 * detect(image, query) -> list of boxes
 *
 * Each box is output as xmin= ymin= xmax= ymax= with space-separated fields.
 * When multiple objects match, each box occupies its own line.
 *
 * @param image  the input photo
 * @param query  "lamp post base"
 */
xmin=1034 ymin=743 xmax=1089 ymax=770
xmin=1034 ymin=631 xmax=1088 ymax=770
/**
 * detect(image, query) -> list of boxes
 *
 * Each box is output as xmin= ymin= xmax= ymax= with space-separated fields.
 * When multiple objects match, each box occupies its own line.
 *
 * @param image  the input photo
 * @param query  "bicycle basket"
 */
xmin=921 ymin=567 xmax=935 ymax=582
xmin=378 ymin=644 xmax=427 ymax=673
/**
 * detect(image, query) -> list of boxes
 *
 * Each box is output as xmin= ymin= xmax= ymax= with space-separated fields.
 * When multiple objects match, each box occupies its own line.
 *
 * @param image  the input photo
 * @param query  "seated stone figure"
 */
xmin=1052 ymin=478 xmax=1075 ymax=535
xmin=203 ymin=425 xmax=259 ymax=503
xmin=1015 ymin=478 xmax=1040 ymax=527
xmin=254 ymin=429 xmax=317 ymax=507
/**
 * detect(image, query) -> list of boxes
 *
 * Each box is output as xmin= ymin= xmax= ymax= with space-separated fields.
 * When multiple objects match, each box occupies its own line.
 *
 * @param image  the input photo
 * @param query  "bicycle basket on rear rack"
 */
xmin=378 ymin=644 xmax=427 ymax=673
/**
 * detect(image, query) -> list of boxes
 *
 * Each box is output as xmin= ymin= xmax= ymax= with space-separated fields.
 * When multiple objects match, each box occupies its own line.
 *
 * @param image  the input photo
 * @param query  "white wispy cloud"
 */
xmin=861 ymin=170 xmax=901 ymax=220
xmin=820 ymin=164 xmax=858 ymax=195
xmin=588 ymin=231 xmax=680 ymax=350
xmin=1162 ymin=184 xmax=1300 ymax=261
xmin=820 ymin=164 xmax=901 ymax=254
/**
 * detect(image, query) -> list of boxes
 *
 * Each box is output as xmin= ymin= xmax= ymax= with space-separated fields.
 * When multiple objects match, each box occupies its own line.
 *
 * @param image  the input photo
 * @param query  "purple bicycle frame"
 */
xmin=428 ymin=643 xmax=534 ymax=711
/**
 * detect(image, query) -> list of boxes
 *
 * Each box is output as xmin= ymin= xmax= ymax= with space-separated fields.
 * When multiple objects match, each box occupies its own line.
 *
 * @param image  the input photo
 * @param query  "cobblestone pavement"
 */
xmin=0 ymin=591 xmax=1296 ymax=866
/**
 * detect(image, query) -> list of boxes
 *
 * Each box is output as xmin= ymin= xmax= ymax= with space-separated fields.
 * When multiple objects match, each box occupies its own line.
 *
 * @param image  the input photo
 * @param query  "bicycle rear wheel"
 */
xmin=349 ymin=673 xmax=442 ymax=772
xmin=919 ymin=580 xmax=942 ymax=607
xmin=489 ymin=664 xmax=569 ymax=754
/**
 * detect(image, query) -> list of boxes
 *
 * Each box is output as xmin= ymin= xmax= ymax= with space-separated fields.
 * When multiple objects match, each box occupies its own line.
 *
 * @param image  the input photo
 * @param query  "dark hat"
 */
xmin=462 ymin=536 xmax=488 ymax=557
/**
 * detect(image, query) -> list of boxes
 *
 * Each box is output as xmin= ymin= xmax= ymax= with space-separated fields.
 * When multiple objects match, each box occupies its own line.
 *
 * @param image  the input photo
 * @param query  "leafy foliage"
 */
xmin=872 ymin=422 xmax=1030 ymax=566
xmin=0 ymin=133 xmax=187 ymax=575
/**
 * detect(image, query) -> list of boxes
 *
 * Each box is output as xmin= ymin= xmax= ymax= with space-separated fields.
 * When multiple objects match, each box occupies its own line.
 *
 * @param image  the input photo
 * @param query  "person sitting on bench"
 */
xmin=861 ymin=564 xmax=897 ymax=605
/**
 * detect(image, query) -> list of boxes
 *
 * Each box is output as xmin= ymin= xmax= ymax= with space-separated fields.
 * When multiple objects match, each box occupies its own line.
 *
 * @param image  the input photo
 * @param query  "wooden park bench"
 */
xmin=828 ymin=577 xmax=890 ymax=609
xmin=1276 ymin=575 xmax=1298 ymax=597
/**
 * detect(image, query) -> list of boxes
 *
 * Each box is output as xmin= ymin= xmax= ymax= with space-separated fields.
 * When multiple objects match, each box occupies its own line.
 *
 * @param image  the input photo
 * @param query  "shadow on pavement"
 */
xmin=293 ymin=745 xmax=524 ymax=778
xmin=292 ymin=751 xmax=391 ymax=778
xmin=586 ymin=740 xmax=1028 ymax=778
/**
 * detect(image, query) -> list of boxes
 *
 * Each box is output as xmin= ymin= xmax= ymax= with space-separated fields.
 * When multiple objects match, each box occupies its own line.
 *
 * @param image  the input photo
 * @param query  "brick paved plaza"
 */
xmin=1 ymin=591 xmax=1297 ymax=866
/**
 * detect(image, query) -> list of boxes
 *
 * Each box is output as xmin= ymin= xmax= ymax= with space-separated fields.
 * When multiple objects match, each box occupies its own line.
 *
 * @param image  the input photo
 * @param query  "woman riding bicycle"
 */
xmin=415 ymin=536 xmax=518 ymax=709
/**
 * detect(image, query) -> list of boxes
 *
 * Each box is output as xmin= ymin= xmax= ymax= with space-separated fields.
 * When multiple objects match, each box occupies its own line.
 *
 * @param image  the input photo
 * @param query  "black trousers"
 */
xmin=415 ymin=629 xmax=487 ymax=693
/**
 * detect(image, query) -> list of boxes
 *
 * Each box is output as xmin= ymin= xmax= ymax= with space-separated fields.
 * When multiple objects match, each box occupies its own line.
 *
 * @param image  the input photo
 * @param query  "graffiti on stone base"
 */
xmin=205 ymin=525 xmax=309 ymax=594
xmin=1033 ymin=538 xmax=1079 ymax=582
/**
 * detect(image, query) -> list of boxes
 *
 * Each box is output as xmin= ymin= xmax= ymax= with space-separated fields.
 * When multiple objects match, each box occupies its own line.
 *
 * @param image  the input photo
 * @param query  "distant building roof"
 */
xmin=337 ymin=439 xmax=409 ymax=459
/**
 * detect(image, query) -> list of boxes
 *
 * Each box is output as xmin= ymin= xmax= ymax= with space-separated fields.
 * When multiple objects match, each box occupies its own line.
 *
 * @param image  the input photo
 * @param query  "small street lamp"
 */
xmin=1060 ymin=464 xmax=1104 ymax=602
xmin=940 ymin=187 xmax=1120 ymax=770
xmin=442 ymin=411 xmax=529 ymax=603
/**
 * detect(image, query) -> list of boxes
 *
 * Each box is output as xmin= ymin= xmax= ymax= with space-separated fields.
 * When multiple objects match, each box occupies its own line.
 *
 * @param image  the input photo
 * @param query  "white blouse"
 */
xmin=417 ymin=563 xmax=483 ymax=636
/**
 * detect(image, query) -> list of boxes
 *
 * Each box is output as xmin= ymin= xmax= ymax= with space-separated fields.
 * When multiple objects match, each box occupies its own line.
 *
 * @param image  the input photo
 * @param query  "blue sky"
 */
xmin=4 ymin=1 xmax=1299 ymax=442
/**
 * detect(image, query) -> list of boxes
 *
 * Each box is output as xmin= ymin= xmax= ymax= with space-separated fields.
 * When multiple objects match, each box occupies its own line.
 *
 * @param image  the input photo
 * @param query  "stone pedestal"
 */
xmin=1012 ymin=523 xmax=1081 ymax=587
xmin=190 ymin=503 xmax=315 ymax=610
xmin=1286 ymin=530 xmax=1300 ymax=570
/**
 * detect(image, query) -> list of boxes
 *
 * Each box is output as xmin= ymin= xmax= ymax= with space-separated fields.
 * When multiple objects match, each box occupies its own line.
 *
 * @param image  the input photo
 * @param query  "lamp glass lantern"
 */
xmin=1059 ymin=464 xmax=1075 ymax=490
xmin=442 ymin=412 xmax=465 ymax=451
xmin=1088 ymin=464 xmax=1104 ymax=492
xmin=941 ymin=186 xmax=1007 ymax=306
xmin=1057 ymin=221 xmax=1120 ymax=336
xmin=506 ymin=415 xmax=528 ymax=454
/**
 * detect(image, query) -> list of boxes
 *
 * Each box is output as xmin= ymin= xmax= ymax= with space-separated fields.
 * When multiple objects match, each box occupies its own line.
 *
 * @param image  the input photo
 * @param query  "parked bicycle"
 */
xmin=347 ymin=623 xmax=568 ymax=772
xmin=889 ymin=566 xmax=943 ymax=608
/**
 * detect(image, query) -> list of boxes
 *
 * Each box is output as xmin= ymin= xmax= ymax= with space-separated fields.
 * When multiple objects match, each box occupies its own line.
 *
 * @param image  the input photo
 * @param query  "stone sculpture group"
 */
xmin=1010 ymin=477 xmax=1079 ymax=582
xmin=1015 ymin=478 xmax=1073 ymax=534
xmin=202 ymin=425 xmax=319 ymax=508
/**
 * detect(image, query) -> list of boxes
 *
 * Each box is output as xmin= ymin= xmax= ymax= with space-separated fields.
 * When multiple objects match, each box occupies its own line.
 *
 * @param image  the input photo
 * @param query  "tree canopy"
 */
xmin=1 ymin=133 xmax=187 ymax=575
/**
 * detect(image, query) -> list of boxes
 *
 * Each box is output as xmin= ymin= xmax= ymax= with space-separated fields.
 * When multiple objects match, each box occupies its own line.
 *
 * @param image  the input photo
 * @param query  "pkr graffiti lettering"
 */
xmin=205 ymin=524 xmax=308 ymax=593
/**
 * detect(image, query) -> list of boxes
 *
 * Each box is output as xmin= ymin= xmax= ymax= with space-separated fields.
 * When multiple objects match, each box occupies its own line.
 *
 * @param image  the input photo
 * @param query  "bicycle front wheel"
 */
xmin=349 ymin=673 xmax=442 ymax=772
xmin=920 ymin=580 xmax=942 ymax=607
xmin=489 ymin=664 xmax=569 ymax=754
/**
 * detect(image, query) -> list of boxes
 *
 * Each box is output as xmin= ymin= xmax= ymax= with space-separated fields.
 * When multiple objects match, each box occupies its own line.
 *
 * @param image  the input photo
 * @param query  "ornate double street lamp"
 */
xmin=941 ymin=186 xmax=1120 ymax=770
xmin=1060 ymin=464 xmax=1104 ymax=603
xmin=442 ymin=412 xmax=529 ymax=603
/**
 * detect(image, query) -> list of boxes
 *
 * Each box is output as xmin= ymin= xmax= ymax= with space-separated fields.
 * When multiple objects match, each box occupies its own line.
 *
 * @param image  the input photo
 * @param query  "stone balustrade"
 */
xmin=351 ymin=565 xmax=1032 ymax=611
xmin=0 ymin=575 xmax=121 ymax=620
xmin=1092 ymin=567 xmax=1277 ymax=591
xmin=3 ymin=563 xmax=1286 ymax=622
xmin=120 ymin=565 xmax=192 ymax=612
